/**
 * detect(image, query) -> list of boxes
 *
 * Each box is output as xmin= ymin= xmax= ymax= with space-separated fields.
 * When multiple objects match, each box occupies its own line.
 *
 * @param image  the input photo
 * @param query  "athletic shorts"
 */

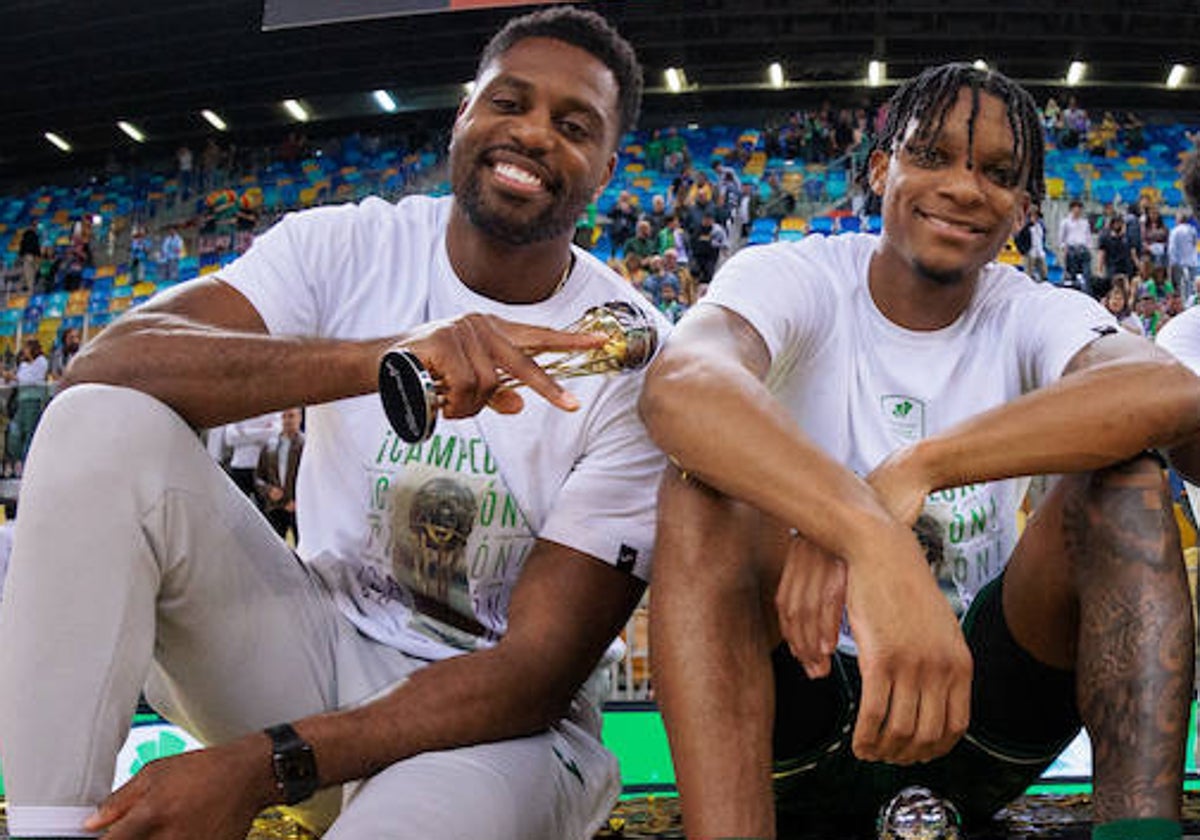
xmin=771 ymin=574 xmax=1080 ymax=832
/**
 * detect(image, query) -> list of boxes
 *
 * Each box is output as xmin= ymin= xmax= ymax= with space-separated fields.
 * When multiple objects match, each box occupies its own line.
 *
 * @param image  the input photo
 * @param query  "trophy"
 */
xmin=876 ymin=786 xmax=962 ymax=840
xmin=379 ymin=301 xmax=658 ymax=443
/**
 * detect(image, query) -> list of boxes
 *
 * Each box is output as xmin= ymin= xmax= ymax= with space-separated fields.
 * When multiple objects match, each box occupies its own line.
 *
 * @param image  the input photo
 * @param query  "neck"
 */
xmin=446 ymin=202 xmax=575 ymax=304
xmin=868 ymin=242 xmax=979 ymax=331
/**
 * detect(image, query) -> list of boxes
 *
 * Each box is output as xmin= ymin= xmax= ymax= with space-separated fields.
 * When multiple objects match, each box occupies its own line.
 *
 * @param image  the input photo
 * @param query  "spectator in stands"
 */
xmin=607 ymin=189 xmax=637 ymax=252
xmin=1142 ymin=205 xmax=1170 ymax=280
xmin=0 ymin=8 xmax=662 ymax=840
xmin=176 ymin=145 xmax=194 ymax=202
xmin=1104 ymin=275 xmax=1144 ymax=335
xmin=644 ymin=128 xmax=664 ymax=172
xmin=130 ymin=224 xmax=150 ymax=284
xmin=48 ymin=328 xmax=82 ymax=380
xmin=657 ymin=281 xmax=685 ymax=323
xmin=1058 ymin=199 xmax=1093 ymax=292
xmin=1096 ymin=214 xmax=1137 ymax=301
xmin=645 ymin=193 xmax=669 ymax=237
xmin=222 ymin=411 xmax=281 ymax=500
xmin=1168 ymin=211 xmax=1197 ymax=306
xmin=1138 ymin=289 xmax=1169 ymax=337
xmin=1014 ymin=205 xmax=1046 ymax=282
xmin=663 ymin=126 xmax=689 ymax=172
xmin=737 ymin=182 xmax=757 ymax=242
xmin=689 ymin=211 xmax=727 ymax=288
xmin=624 ymin=218 xmax=658 ymax=260
xmin=662 ymin=247 xmax=696 ymax=305
xmin=640 ymin=62 xmax=1197 ymax=840
xmin=160 ymin=224 xmax=183 ymax=283
xmin=640 ymin=254 xmax=666 ymax=305
xmin=2 ymin=338 xmax=48 ymax=478
xmin=760 ymin=171 xmax=794 ymax=218
xmin=18 ymin=227 xmax=39 ymax=294
xmin=255 ymin=407 xmax=304 ymax=541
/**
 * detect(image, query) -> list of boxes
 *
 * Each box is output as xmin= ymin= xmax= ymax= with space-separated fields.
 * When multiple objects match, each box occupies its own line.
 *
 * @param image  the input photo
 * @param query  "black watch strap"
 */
xmin=264 ymin=722 xmax=318 ymax=805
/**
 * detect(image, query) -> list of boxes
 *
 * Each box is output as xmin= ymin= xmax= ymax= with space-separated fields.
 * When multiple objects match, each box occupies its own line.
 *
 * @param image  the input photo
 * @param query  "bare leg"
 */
xmin=1005 ymin=457 xmax=1192 ymax=822
xmin=650 ymin=469 xmax=785 ymax=839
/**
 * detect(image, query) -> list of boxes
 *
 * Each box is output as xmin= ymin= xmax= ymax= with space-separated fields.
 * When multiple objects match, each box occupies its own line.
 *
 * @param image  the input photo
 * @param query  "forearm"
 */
xmin=907 ymin=359 xmax=1200 ymax=492
xmin=63 ymin=312 xmax=390 ymax=428
xmin=640 ymin=349 xmax=904 ymax=560
xmin=227 ymin=643 xmax=574 ymax=808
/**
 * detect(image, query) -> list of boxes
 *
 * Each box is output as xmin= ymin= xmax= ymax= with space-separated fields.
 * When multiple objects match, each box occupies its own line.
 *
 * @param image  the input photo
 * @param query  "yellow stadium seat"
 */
xmin=779 ymin=217 xmax=806 ymax=232
xmin=632 ymin=177 xmax=653 ymax=189
xmin=623 ymin=162 xmax=644 ymax=174
xmin=132 ymin=282 xmax=157 ymax=297
xmin=1046 ymin=177 xmax=1065 ymax=199
xmin=95 ymin=265 xmax=116 ymax=278
xmin=1126 ymin=156 xmax=1147 ymax=168
xmin=7 ymin=295 xmax=28 ymax=311
xmin=1175 ymin=503 xmax=1197 ymax=550
xmin=1122 ymin=170 xmax=1145 ymax=181
xmin=109 ymin=297 xmax=132 ymax=314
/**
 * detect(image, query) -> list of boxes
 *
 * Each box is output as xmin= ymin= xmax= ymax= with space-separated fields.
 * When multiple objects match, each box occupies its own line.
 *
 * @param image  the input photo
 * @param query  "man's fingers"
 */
xmin=504 ymin=322 xmax=608 ymax=357
xmin=84 ymin=784 xmax=137 ymax=831
xmin=852 ymin=667 xmax=891 ymax=761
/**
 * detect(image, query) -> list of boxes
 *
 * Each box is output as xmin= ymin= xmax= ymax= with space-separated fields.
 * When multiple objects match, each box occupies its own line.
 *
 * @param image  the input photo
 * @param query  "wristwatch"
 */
xmin=264 ymin=722 xmax=318 ymax=805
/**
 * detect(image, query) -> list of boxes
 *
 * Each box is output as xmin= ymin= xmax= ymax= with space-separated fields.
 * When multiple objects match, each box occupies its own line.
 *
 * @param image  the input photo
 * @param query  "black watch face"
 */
xmin=380 ymin=350 xmax=436 ymax=443
xmin=275 ymin=750 xmax=316 ymax=782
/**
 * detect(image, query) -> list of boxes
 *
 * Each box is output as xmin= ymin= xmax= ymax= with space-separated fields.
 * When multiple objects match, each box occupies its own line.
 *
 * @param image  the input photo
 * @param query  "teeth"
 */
xmin=494 ymin=162 xmax=542 ymax=188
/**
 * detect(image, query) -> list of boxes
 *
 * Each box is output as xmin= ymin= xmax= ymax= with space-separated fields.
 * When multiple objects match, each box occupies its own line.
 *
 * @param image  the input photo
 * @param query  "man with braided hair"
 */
xmin=642 ymin=63 xmax=1199 ymax=840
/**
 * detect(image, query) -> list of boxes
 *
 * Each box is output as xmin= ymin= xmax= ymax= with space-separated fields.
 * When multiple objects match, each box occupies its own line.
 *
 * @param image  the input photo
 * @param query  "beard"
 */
xmin=451 ymin=146 xmax=594 ymax=247
xmin=912 ymin=257 xmax=969 ymax=287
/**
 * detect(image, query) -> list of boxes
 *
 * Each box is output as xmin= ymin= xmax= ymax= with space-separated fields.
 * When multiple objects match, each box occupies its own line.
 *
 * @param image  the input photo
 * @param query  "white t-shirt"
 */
xmin=1156 ymin=306 xmax=1200 ymax=517
xmin=700 ymin=234 xmax=1116 ymax=641
xmin=220 ymin=195 xmax=667 ymax=660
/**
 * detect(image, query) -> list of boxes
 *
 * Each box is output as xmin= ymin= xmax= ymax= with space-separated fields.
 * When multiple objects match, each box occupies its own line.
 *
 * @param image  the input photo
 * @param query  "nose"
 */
xmin=936 ymin=161 xmax=986 ymax=207
xmin=506 ymin=104 xmax=555 ymax=154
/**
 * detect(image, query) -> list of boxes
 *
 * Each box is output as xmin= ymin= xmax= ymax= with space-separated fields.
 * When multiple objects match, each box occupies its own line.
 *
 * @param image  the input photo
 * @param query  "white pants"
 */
xmin=0 ymin=385 xmax=620 ymax=839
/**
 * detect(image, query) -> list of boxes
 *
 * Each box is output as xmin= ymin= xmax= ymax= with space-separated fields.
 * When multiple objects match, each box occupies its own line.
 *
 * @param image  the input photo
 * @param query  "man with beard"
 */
xmin=640 ymin=63 xmax=1199 ymax=840
xmin=0 ymin=8 xmax=666 ymax=840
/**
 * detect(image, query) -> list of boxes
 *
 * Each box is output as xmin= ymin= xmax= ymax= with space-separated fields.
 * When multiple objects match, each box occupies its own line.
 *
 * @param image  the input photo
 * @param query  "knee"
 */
xmin=28 ymin=384 xmax=193 ymax=472
xmin=1070 ymin=454 xmax=1184 ymax=582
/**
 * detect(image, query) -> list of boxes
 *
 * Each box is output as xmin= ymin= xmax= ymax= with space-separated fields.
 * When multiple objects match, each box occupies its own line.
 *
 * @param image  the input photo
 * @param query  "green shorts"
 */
xmin=771 ymin=574 xmax=1080 ymax=832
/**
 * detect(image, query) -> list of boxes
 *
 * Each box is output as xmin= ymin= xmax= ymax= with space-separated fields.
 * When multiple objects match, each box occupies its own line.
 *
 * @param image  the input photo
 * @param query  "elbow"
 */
xmin=637 ymin=349 xmax=705 ymax=451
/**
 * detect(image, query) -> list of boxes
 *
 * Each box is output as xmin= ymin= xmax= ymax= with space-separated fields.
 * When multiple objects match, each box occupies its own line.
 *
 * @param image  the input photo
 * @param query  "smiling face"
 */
xmin=870 ymin=87 xmax=1030 ymax=288
xmin=449 ymin=37 xmax=618 ymax=247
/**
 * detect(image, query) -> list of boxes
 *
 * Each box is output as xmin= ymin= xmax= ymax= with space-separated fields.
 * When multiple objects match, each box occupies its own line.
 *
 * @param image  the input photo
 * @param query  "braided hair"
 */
xmin=871 ymin=63 xmax=1045 ymax=206
xmin=1181 ymin=152 xmax=1200 ymax=212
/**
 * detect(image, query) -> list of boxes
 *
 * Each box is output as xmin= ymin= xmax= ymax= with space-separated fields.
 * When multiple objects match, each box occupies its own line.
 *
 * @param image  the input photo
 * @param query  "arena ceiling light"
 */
xmin=972 ymin=59 xmax=989 ymax=72
xmin=43 ymin=132 xmax=71 ymax=153
xmin=200 ymin=109 xmax=228 ymax=131
xmin=768 ymin=62 xmax=785 ymax=89
xmin=463 ymin=81 xmax=476 ymax=97
xmin=283 ymin=99 xmax=310 ymax=122
xmin=117 ymin=120 xmax=146 ymax=143
xmin=867 ymin=60 xmax=885 ymax=87
xmin=373 ymin=90 xmax=399 ymax=113
xmin=1167 ymin=64 xmax=1188 ymax=89
xmin=1066 ymin=61 xmax=1086 ymax=86
xmin=665 ymin=67 xmax=686 ymax=93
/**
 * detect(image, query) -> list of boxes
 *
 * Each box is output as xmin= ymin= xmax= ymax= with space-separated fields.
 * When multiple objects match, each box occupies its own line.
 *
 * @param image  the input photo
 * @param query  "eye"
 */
xmin=983 ymin=165 xmax=1018 ymax=187
xmin=490 ymin=95 xmax=520 ymax=113
xmin=905 ymin=144 xmax=945 ymax=168
xmin=557 ymin=118 xmax=590 ymax=141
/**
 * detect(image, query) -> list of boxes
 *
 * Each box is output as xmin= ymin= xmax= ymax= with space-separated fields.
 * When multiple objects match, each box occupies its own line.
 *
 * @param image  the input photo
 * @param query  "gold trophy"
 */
xmin=380 ymin=301 xmax=658 ymax=443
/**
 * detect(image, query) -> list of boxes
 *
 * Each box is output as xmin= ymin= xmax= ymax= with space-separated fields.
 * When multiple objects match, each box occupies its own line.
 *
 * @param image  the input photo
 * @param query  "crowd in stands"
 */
xmin=1 ymin=95 xmax=1199 ymax=500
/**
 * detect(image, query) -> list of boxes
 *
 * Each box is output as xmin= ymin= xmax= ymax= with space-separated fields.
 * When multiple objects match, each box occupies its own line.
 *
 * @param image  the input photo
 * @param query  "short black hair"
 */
xmin=1182 ymin=152 xmax=1200 ymax=212
xmin=476 ymin=6 xmax=643 ymax=140
xmin=871 ymin=62 xmax=1045 ymax=206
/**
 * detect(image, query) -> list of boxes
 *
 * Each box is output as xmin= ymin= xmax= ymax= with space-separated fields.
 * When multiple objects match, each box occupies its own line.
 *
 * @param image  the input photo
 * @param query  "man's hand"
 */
xmin=393 ymin=313 xmax=608 ymax=419
xmin=83 ymin=741 xmax=273 ymax=840
xmin=775 ymin=533 xmax=846 ymax=679
xmin=843 ymin=532 xmax=973 ymax=766
xmin=866 ymin=446 xmax=931 ymax=527
xmin=267 ymin=485 xmax=284 ymax=503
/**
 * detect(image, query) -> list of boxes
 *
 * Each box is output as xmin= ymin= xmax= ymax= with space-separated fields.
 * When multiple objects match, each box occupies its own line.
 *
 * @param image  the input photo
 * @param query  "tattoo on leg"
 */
xmin=1064 ymin=460 xmax=1193 ymax=821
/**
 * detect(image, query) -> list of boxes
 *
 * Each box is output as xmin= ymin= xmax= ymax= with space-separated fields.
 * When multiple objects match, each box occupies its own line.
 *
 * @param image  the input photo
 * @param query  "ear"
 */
xmin=867 ymin=149 xmax=890 ymax=197
xmin=592 ymin=152 xmax=618 ymax=202
xmin=1012 ymin=194 xmax=1032 ymax=235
